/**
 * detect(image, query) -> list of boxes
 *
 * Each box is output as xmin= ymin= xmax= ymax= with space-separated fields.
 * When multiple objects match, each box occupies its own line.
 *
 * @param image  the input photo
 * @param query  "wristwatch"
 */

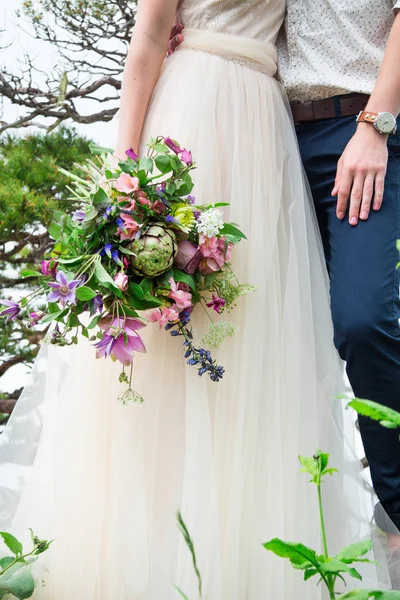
xmin=356 ymin=111 xmax=397 ymax=135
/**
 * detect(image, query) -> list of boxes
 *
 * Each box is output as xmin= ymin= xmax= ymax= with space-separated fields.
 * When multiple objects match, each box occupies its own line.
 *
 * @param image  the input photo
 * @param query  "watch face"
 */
xmin=376 ymin=112 xmax=396 ymax=134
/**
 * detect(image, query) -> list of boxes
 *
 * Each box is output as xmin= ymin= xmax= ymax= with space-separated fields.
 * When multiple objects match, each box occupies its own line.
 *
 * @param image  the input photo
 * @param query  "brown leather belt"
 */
xmin=291 ymin=93 xmax=370 ymax=123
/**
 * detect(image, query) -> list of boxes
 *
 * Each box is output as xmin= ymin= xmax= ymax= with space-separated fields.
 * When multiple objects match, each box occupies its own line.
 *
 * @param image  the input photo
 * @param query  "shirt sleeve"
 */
xmin=394 ymin=0 xmax=400 ymax=12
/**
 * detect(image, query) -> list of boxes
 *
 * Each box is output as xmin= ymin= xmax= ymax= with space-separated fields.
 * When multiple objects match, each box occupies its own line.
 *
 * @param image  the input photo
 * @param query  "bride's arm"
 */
xmin=115 ymin=0 xmax=179 ymax=158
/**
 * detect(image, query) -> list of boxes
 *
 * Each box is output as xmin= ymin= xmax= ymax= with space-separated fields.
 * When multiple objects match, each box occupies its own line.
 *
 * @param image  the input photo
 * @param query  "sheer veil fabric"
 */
xmin=0 ymin=5 xmax=395 ymax=599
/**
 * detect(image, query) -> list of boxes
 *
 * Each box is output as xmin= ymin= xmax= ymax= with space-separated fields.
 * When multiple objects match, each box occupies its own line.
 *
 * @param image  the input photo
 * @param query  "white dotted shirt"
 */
xmin=277 ymin=0 xmax=400 ymax=102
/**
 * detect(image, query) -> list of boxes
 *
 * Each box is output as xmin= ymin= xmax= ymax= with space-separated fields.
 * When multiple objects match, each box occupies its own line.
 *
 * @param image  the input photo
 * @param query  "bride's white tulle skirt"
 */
xmin=0 ymin=38 xmax=392 ymax=598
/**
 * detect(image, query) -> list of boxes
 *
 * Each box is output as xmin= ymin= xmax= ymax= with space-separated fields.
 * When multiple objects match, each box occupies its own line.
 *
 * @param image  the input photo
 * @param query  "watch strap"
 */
xmin=356 ymin=111 xmax=379 ymax=125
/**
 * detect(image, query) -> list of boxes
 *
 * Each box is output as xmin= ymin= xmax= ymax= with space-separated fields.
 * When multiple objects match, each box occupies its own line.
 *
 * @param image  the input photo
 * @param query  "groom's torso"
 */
xmin=277 ymin=0 xmax=400 ymax=102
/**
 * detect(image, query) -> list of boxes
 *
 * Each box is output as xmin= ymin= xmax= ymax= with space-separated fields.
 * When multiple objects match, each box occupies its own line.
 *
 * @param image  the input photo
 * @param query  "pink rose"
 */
xmin=118 ymin=214 xmax=139 ymax=241
xmin=114 ymin=272 xmax=129 ymax=292
xmin=174 ymin=240 xmax=203 ymax=274
xmin=168 ymin=277 xmax=192 ymax=310
xmin=115 ymin=173 xmax=139 ymax=194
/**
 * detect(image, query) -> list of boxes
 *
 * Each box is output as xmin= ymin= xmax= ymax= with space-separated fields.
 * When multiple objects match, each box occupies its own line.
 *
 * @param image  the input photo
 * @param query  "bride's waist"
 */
xmin=178 ymin=28 xmax=278 ymax=77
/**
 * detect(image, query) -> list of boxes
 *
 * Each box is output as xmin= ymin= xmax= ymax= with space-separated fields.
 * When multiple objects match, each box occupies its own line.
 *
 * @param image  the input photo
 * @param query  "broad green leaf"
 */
xmin=139 ymin=157 xmax=154 ymax=173
xmin=321 ymin=468 xmax=339 ymax=477
xmin=75 ymin=286 xmax=98 ymax=301
xmin=320 ymin=559 xmax=362 ymax=580
xmin=263 ymin=539 xmax=319 ymax=569
xmin=336 ymin=539 xmax=372 ymax=563
xmin=126 ymin=295 xmax=162 ymax=311
xmin=172 ymin=270 xmax=196 ymax=291
xmin=219 ymin=223 xmax=247 ymax=241
xmin=94 ymin=261 xmax=122 ymax=298
xmin=140 ymin=279 xmax=153 ymax=294
xmin=0 ymin=556 xmax=15 ymax=570
xmin=129 ymin=283 xmax=145 ymax=300
xmin=119 ymin=305 xmax=139 ymax=318
xmin=155 ymin=155 xmax=174 ymax=175
xmin=0 ymin=533 xmax=22 ymax=557
xmin=20 ymin=270 xmax=43 ymax=278
xmin=92 ymin=187 xmax=108 ymax=206
xmin=41 ymin=309 xmax=67 ymax=324
xmin=87 ymin=315 xmax=101 ymax=329
xmin=201 ymin=202 xmax=230 ymax=209
xmin=0 ymin=565 xmax=35 ymax=599
xmin=166 ymin=182 xmax=176 ymax=195
xmin=298 ymin=455 xmax=319 ymax=478
xmin=57 ymin=256 xmax=84 ymax=265
xmin=303 ymin=568 xmax=318 ymax=581
xmin=348 ymin=399 xmax=400 ymax=428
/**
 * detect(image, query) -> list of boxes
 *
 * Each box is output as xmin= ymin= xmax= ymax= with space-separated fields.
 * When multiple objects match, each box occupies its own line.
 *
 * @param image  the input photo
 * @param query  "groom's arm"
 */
xmin=333 ymin=11 xmax=400 ymax=225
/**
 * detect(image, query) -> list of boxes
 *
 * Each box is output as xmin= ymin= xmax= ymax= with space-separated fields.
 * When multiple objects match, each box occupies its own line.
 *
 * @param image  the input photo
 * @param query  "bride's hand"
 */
xmin=167 ymin=22 xmax=184 ymax=56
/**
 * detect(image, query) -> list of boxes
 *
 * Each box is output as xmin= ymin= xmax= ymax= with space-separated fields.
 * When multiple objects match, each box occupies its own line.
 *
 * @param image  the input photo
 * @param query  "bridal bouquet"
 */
xmin=0 ymin=138 xmax=254 ymax=402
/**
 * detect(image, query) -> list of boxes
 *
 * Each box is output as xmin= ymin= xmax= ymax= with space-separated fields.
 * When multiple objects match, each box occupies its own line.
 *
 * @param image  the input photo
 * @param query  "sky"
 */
xmin=0 ymin=0 xmax=117 ymax=391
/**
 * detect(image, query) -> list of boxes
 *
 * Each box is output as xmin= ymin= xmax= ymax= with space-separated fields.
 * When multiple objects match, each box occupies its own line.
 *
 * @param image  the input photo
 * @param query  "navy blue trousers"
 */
xmin=296 ymin=111 xmax=400 ymax=531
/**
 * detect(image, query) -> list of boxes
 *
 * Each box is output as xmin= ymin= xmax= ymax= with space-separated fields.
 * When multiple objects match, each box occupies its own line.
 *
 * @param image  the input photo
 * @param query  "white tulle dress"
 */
xmin=0 ymin=0 xmax=392 ymax=598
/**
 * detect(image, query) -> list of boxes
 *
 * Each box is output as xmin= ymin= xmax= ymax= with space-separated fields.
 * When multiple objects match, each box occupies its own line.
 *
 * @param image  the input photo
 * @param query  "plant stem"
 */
xmin=0 ymin=549 xmax=35 ymax=577
xmin=317 ymin=481 xmax=329 ymax=560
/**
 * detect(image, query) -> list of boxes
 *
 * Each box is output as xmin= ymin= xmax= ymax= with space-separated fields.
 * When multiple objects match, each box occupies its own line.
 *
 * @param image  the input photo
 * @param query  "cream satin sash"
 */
xmin=179 ymin=27 xmax=278 ymax=77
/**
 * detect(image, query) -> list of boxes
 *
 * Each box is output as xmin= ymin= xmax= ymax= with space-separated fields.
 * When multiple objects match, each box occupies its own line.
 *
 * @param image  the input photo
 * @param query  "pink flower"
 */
xmin=94 ymin=316 xmax=146 ymax=366
xmin=174 ymin=240 xmax=202 ymax=274
xmin=118 ymin=213 xmax=140 ymax=241
xmin=168 ymin=277 xmax=192 ymax=310
xmin=115 ymin=173 xmax=139 ymax=194
xmin=114 ymin=272 xmax=129 ymax=292
xmin=145 ymin=306 xmax=180 ymax=329
xmin=198 ymin=235 xmax=230 ymax=274
xmin=152 ymin=200 xmax=166 ymax=215
xmin=206 ymin=294 xmax=226 ymax=314
xmin=41 ymin=260 xmax=58 ymax=278
xmin=117 ymin=195 xmax=136 ymax=210
xmin=180 ymin=149 xmax=193 ymax=165
xmin=164 ymin=137 xmax=181 ymax=154
xmin=135 ymin=190 xmax=151 ymax=207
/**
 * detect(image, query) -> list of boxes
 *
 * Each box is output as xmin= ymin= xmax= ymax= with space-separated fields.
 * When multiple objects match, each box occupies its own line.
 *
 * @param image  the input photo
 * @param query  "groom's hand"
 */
xmin=332 ymin=125 xmax=388 ymax=225
xmin=167 ymin=22 xmax=184 ymax=56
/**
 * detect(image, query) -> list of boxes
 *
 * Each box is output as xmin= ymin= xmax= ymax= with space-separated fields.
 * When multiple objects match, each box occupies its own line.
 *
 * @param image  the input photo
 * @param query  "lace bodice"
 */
xmin=177 ymin=0 xmax=285 ymax=45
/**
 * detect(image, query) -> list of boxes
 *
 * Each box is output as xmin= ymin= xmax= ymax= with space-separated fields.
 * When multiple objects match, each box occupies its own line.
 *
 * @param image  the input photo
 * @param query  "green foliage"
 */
xmin=176 ymin=512 xmax=203 ymax=600
xmin=0 ymin=529 xmax=52 ymax=599
xmin=0 ymin=128 xmax=92 ymax=384
xmin=338 ymin=592 xmax=400 ymax=599
xmin=347 ymin=398 xmax=400 ymax=434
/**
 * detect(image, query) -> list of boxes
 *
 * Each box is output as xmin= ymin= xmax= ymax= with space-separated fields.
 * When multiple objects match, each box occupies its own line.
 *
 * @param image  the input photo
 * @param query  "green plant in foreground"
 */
xmin=175 ymin=512 xmax=204 ymax=600
xmin=264 ymin=451 xmax=400 ymax=600
xmin=0 ymin=530 xmax=52 ymax=599
xmin=346 ymin=398 xmax=400 ymax=436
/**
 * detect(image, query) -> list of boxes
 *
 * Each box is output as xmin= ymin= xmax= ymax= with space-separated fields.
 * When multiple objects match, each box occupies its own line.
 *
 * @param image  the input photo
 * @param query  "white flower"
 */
xmin=201 ymin=321 xmax=236 ymax=350
xmin=196 ymin=208 xmax=224 ymax=238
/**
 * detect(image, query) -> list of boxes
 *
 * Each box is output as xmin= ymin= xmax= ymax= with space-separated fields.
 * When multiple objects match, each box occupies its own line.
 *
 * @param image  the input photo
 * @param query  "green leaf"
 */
xmin=129 ymin=283 xmax=145 ymax=300
xmin=303 ymin=568 xmax=318 ymax=581
xmin=19 ymin=270 xmax=43 ymax=278
xmin=348 ymin=399 xmax=400 ymax=429
xmin=48 ymin=222 xmax=62 ymax=240
xmin=87 ymin=315 xmax=101 ymax=329
xmin=219 ymin=223 xmax=247 ymax=241
xmin=75 ymin=286 xmax=98 ymax=301
xmin=93 ymin=261 xmax=122 ymax=298
xmin=126 ymin=295 xmax=162 ymax=311
xmin=338 ymin=591 xmax=400 ymax=599
xmin=57 ymin=256 xmax=84 ymax=265
xmin=0 ymin=556 xmax=15 ymax=570
xmin=263 ymin=539 xmax=319 ymax=570
xmin=298 ymin=455 xmax=319 ymax=478
xmin=320 ymin=559 xmax=362 ymax=580
xmin=89 ymin=143 xmax=114 ymax=155
xmin=119 ymin=305 xmax=139 ymax=318
xmin=0 ymin=565 xmax=35 ymax=599
xmin=0 ymin=533 xmax=23 ymax=557
xmin=174 ymin=586 xmax=191 ymax=600
xmin=172 ymin=269 xmax=196 ymax=291
xmin=140 ymin=279 xmax=153 ymax=294
xmin=92 ymin=187 xmax=108 ymax=206
xmin=166 ymin=182 xmax=176 ymax=195
xmin=336 ymin=539 xmax=373 ymax=563
xmin=41 ymin=309 xmax=67 ymax=324
xmin=155 ymin=155 xmax=174 ymax=175
xmin=139 ymin=157 xmax=153 ymax=173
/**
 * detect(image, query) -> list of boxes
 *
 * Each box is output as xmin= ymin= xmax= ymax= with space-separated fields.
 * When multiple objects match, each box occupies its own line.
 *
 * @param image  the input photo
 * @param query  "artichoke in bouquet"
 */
xmin=129 ymin=222 xmax=178 ymax=278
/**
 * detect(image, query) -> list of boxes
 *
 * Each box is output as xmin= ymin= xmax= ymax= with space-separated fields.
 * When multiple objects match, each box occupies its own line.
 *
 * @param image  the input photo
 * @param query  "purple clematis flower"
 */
xmin=187 ymin=195 xmax=196 ymax=205
xmin=72 ymin=209 xmax=86 ymax=223
xmin=90 ymin=294 xmax=103 ymax=316
xmin=180 ymin=149 xmax=193 ymax=166
xmin=94 ymin=316 xmax=147 ymax=366
xmin=29 ymin=312 xmax=44 ymax=325
xmin=206 ymin=294 xmax=226 ymax=314
xmin=164 ymin=137 xmax=181 ymax=155
xmin=47 ymin=271 xmax=81 ymax=306
xmin=0 ymin=300 xmax=21 ymax=322
xmin=126 ymin=148 xmax=139 ymax=161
